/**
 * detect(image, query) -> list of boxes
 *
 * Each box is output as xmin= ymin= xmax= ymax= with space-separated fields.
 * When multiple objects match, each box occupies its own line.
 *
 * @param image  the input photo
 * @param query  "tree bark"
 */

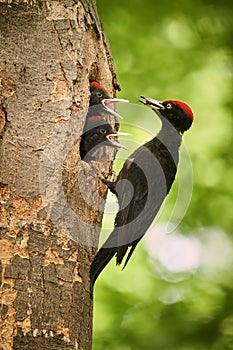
xmin=0 ymin=1 xmax=118 ymax=349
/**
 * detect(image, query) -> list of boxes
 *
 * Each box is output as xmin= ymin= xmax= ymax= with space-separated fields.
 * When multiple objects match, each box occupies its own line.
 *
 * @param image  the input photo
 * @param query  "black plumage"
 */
xmin=80 ymin=81 xmax=128 ymax=161
xmin=80 ymin=118 xmax=127 ymax=161
xmin=90 ymin=98 xmax=194 ymax=286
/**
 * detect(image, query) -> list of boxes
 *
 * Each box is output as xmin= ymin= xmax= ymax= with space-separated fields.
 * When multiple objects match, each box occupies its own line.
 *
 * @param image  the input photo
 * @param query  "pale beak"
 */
xmin=106 ymin=131 xmax=131 ymax=149
xmin=140 ymin=96 xmax=165 ymax=110
xmin=102 ymin=98 xmax=129 ymax=119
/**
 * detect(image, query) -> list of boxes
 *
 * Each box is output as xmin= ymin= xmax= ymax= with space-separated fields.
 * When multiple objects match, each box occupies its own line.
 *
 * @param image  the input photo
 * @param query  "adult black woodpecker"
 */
xmin=80 ymin=81 xmax=128 ymax=160
xmin=80 ymin=116 xmax=129 ymax=161
xmin=90 ymin=97 xmax=194 ymax=286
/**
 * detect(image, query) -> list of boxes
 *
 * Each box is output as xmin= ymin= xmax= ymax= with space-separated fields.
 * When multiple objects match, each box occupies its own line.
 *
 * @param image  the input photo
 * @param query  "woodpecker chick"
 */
xmin=88 ymin=81 xmax=128 ymax=119
xmin=80 ymin=81 xmax=128 ymax=161
xmin=80 ymin=116 xmax=129 ymax=161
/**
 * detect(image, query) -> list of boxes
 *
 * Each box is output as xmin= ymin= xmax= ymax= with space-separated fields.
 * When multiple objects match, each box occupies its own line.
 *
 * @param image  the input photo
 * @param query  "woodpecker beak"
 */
xmin=140 ymin=96 xmax=165 ymax=110
xmin=106 ymin=131 xmax=131 ymax=149
xmin=102 ymin=98 xmax=129 ymax=119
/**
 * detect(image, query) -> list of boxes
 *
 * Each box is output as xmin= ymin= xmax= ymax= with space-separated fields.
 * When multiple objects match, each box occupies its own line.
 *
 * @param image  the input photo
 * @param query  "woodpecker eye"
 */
xmin=100 ymin=128 xmax=107 ymax=134
xmin=166 ymin=103 xmax=173 ymax=109
xmin=97 ymin=92 xmax=103 ymax=98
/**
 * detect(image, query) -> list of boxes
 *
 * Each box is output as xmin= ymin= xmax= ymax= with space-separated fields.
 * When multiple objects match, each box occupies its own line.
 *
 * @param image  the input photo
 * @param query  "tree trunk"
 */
xmin=0 ymin=1 xmax=119 ymax=349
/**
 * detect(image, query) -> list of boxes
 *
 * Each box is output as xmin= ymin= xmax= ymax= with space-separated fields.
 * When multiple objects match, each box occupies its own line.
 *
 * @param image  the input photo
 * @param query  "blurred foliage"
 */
xmin=93 ymin=1 xmax=233 ymax=349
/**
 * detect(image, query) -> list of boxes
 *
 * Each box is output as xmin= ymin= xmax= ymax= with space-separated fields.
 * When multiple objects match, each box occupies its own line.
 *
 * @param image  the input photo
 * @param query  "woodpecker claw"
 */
xmin=102 ymin=98 xmax=129 ymax=119
xmin=109 ymin=170 xmax=118 ymax=183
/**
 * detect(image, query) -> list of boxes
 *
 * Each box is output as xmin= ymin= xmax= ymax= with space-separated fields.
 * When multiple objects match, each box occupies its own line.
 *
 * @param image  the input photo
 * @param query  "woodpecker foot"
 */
xmin=99 ymin=171 xmax=117 ymax=195
xmin=102 ymin=178 xmax=117 ymax=195
xmin=109 ymin=170 xmax=118 ymax=183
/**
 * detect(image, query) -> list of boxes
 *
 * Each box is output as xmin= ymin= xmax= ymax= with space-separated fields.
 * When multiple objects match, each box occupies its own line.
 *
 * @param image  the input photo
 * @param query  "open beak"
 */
xmin=106 ymin=131 xmax=131 ymax=149
xmin=102 ymin=98 xmax=129 ymax=119
xmin=140 ymin=96 xmax=165 ymax=110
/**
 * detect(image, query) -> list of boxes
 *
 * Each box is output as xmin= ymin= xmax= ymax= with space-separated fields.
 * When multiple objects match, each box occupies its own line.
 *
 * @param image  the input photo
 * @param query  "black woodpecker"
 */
xmin=80 ymin=81 xmax=128 ymax=160
xmin=80 ymin=116 xmax=129 ymax=161
xmin=90 ymin=97 xmax=194 ymax=287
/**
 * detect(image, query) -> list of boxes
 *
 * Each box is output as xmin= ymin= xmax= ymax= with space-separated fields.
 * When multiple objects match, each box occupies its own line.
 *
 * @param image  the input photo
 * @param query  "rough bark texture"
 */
xmin=0 ymin=1 xmax=119 ymax=349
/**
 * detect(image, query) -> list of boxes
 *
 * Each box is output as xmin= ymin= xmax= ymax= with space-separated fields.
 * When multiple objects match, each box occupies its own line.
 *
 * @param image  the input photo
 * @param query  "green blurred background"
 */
xmin=93 ymin=1 xmax=233 ymax=349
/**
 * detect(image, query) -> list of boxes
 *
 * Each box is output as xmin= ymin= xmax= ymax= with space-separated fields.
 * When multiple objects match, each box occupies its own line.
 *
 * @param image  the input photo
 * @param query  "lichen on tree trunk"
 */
xmin=0 ymin=1 xmax=119 ymax=349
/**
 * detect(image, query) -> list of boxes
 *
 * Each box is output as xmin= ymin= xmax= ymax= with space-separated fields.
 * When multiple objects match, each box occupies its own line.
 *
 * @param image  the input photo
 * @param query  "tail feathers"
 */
xmin=90 ymin=247 xmax=116 ymax=288
xmin=116 ymin=244 xmax=129 ymax=265
xmin=122 ymin=243 xmax=137 ymax=270
xmin=117 ymin=238 xmax=141 ymax=270
xmin=90 ymin=237 xmax=142 ymax=288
